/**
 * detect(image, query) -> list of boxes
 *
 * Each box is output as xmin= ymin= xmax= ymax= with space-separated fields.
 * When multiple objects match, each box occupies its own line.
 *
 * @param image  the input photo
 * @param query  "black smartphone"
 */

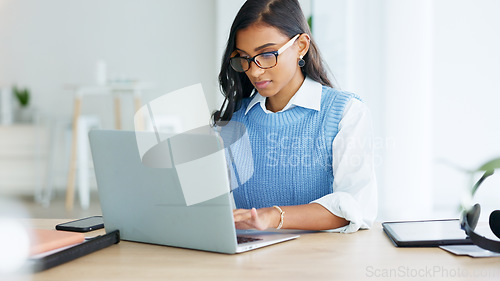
xmin=55 ymin=216 xmax=104 ymax=232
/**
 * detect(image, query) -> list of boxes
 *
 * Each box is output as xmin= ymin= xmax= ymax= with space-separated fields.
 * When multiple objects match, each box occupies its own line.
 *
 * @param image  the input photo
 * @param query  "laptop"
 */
xmin=88 ymin=130 xmax=299 ymax=254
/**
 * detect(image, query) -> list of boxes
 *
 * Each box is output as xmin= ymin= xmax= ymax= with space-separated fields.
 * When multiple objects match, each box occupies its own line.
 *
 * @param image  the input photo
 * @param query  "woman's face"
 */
xmin=235 ymin=24 xmax=307 ymax=103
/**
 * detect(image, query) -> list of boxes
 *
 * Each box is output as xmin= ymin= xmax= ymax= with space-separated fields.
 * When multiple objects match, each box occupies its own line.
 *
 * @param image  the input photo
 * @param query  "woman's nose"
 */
xmin=247 ymin=61 xmax=265 ymax=78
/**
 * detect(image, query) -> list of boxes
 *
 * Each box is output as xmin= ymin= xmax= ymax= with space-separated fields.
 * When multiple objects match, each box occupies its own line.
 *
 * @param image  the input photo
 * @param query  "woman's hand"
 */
xmin=233 ymin=204 xmax=349 ymax=231
xmin=233 ymin=207 xmax=279 ymax=231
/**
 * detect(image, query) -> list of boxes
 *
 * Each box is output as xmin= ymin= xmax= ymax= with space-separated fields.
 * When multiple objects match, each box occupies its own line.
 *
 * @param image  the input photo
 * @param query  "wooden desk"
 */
xmin=17 ymin=219 xmax=500 ymax=281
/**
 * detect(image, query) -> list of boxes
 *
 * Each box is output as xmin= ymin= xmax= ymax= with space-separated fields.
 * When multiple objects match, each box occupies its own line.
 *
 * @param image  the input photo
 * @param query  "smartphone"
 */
xmin=55 ymin=216 xmax=104 ymax=232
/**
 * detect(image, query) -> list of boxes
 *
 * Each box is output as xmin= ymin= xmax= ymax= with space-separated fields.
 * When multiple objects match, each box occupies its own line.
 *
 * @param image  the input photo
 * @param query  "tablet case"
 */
xmin=27 ymin=230 xmax=120 ymax=272
xmin=382 ymin=219 xmax=473 ymax=247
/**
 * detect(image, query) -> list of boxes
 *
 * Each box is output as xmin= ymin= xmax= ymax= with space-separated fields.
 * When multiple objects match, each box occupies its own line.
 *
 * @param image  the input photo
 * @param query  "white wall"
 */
xmin=431 ymin=0 xmax=500 ymax=220
xmin=0 ymin=0 xmax=218 ymax=130
xmin=0 ymin=0 xmax=218 ymax=193
xmin=0 ymin=0 xmax=323 ymax=129
xmin=382 ymin=0 xmax=435 ymax=220
xmin=314 ymin=0 xmax=500 ymax=221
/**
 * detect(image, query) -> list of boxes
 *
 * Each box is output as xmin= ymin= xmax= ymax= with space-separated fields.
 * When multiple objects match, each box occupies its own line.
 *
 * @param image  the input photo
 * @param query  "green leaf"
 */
xmin=307 ymin=16 xmax=313 ymax=32
xmin=12 ymin=85 xmax=30 ymax=107
xmin=477 ymin=157 xmax=500 ymax=172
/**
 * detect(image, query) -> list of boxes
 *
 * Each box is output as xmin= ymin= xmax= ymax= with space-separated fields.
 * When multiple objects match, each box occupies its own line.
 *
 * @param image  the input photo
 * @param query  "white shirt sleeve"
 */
xmin=311 ymin=99 xmax=378 ymax=233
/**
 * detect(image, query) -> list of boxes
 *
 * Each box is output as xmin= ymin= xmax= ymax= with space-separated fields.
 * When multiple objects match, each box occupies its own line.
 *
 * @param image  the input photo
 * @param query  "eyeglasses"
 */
xmin=230 ymin=34 xmax=301 ymax=73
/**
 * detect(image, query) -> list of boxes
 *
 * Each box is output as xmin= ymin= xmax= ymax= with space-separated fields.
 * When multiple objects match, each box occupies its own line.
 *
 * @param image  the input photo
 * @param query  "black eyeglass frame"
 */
xmin=230 ymin=51 xmax=280 ymax=72
xmin=229 ymin=33 xmax=301 ymax=73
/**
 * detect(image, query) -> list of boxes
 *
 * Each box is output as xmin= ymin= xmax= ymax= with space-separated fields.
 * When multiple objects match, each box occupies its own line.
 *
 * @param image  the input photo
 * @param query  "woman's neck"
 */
xmin=266 ymin=73 xmax=305 ymax=113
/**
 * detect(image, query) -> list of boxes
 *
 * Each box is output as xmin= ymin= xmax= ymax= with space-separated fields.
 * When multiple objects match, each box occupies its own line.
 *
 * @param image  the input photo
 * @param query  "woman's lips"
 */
xmin=254 ymin=80 xmax=271 ymax=90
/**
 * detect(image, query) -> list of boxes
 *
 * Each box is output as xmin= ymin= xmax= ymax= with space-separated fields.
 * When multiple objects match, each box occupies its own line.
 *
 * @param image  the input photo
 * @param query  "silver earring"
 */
xmin=298 ymin=55 xmax=305 ymax=67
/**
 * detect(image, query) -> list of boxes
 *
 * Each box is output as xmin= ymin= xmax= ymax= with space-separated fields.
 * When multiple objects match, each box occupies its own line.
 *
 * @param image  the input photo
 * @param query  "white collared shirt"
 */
xmin=245 ymin=76 xmax=323 ymax=114
xmin=244 ymin=77 xmax=378 ymax=233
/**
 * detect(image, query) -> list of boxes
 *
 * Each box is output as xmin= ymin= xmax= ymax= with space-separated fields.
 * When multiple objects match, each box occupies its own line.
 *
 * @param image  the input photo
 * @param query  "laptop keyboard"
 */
xmin=237 ymin=236 xmax=263 ymax=244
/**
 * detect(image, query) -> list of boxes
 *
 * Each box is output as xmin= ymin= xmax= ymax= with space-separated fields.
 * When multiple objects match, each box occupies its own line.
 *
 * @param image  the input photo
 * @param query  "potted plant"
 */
xmin=12 ymin=85 xmax=33 ymax=123
xmin=461 ymin=157 xmax=500 ymax=212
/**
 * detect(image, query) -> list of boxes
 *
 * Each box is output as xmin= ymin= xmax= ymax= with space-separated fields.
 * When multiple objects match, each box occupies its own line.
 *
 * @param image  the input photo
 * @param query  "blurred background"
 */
xmin=0 ymin=0 xmax=499 ymax=222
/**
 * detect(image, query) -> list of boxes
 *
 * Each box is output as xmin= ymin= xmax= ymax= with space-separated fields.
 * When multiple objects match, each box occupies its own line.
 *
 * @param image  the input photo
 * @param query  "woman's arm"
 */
xmin=233 ymin=203 xmax=349 ymax=231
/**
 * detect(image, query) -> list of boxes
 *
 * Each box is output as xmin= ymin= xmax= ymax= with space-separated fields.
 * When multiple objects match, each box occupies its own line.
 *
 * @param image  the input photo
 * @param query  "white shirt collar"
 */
xmin=244 ymin=76 xmax=323 ymax=115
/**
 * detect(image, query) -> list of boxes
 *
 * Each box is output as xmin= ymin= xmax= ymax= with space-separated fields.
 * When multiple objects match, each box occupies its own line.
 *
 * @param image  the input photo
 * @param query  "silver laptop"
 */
xmin=89 ymin=130 xmax=298 ymax=254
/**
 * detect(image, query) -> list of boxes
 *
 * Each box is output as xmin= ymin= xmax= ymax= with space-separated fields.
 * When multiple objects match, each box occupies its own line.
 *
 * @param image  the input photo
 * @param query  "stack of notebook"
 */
xmin=25 ymin=228 xmax=119 ymax=272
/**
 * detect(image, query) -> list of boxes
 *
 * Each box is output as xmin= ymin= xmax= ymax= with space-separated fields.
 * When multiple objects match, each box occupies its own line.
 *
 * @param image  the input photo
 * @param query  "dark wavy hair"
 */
xmin=212 ymin=0 xmax=333 ymax=123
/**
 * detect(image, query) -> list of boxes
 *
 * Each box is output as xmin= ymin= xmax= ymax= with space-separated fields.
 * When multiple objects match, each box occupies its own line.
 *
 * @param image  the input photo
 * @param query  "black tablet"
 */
xmin=382 ymin=219 xmax=473 ymax=247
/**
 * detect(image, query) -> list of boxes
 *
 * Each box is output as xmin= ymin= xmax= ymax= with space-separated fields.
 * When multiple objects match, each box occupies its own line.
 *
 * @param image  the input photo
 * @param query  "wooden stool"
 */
xmin=66 ymin=83 xmax=149 ymax=210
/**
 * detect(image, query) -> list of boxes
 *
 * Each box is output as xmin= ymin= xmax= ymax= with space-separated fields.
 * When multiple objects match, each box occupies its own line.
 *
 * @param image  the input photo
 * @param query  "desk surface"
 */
xmin=14 ymin=219 xmax=500 ymax=281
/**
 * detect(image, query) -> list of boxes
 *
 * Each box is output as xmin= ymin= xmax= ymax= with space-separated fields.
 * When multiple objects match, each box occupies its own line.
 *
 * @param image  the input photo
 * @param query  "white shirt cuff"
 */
xmin=311 ymin=191 xmax=372 ymax=233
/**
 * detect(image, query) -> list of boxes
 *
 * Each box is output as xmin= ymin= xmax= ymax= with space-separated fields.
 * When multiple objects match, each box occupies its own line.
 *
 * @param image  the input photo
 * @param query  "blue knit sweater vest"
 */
xmin=228 ymin=86 xmax=358 ymax=209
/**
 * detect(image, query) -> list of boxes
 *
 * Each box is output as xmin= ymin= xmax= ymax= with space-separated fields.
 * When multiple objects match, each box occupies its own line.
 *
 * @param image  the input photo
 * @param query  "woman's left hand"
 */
xmin=233 ymin=207 xmax=279 ymax=230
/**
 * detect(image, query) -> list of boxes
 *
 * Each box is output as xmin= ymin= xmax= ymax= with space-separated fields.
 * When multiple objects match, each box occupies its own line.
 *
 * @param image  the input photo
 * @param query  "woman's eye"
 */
xmin=260 ymin=53 xmax=275 ymax=59
xmin=234 ymin=51 xmax=246 ymax=58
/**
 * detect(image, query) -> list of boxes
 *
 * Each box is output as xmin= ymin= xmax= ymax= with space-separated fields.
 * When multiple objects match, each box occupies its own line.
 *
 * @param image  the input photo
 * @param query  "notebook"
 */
xmin=29 ymin=229 xmax=85 ymax=256
xmin=89 ymin=130 xmax=299 ymax=254
xmin=27 ymin=230 xmax=119 ymax=272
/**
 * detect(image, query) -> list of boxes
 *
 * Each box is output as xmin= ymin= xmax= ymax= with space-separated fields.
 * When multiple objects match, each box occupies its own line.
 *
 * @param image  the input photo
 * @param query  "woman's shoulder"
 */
xmin=320 ymin=87 xmax=369 ymax=138
xmin=320 ymin=86 xmax=368 ymax=123
xmin=321 ymin=86 xmax=362 ymax=104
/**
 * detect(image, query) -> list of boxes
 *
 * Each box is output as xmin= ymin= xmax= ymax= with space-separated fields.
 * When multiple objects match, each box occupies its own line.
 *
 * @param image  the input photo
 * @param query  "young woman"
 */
xmin=213 ymin=0 xmax=377 ymax=233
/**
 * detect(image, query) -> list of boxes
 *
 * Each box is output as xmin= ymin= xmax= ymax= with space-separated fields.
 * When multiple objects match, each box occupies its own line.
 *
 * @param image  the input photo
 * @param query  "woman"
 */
xmin=213 ymin=0 xmax=377 ymax=233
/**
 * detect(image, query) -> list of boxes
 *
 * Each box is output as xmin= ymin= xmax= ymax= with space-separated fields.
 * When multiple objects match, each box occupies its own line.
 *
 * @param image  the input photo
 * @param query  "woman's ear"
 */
xmin=297 ymin=33 xmax=311 ymax=57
